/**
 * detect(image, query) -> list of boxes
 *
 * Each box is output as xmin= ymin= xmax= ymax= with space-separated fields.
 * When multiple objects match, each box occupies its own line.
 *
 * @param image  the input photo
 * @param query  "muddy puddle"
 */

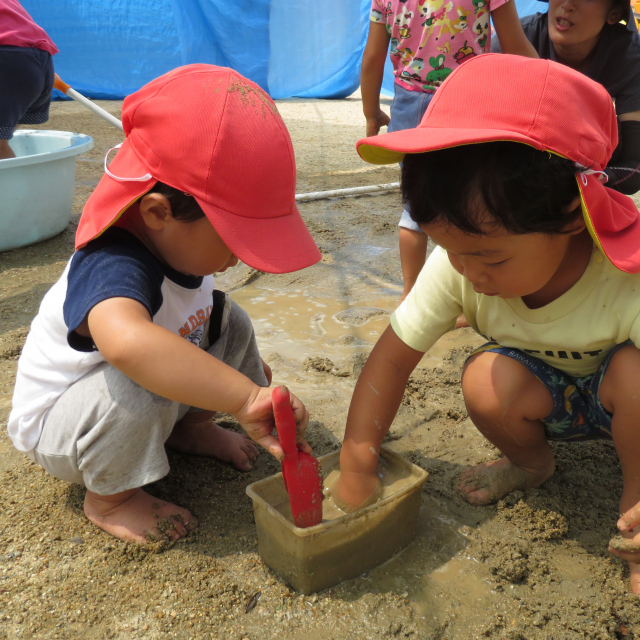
xmin=230 ymin=283 xmax=394 ymax=361
xmin=235 ymin=282 xmax=496 ymax=611
xmin=231 ymin=282 xmax=475 ymax=370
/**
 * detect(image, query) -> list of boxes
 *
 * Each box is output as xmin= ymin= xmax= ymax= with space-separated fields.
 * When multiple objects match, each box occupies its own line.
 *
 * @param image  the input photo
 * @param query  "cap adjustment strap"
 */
xmin=575 ymin=163 xmax=608 ymax=185
xmin=104 ymin=144 xmax=153 ymax=182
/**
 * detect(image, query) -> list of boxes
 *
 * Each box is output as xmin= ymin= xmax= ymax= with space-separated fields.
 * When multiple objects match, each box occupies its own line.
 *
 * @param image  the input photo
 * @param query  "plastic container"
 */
xmin=0 ymin=130 xmax=94 ymax=252
xmin=246 ymin=447 xmax=428 ymax=594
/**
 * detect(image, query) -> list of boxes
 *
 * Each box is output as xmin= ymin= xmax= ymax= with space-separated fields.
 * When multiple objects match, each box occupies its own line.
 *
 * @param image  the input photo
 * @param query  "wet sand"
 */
xmin=1 ymin=94 xmax=640 ymax=639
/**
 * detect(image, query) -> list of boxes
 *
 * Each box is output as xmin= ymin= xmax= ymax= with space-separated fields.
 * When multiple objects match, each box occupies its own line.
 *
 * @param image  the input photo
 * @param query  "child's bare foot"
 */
xmin=458 ymin=457 xmax=554 ymax=505
xmin=84 ymin=488 xmax=198 ymax=543
xmin=166 ymin=411 xmax=259 ymax=471
xmin=0 ymin=139 xmax=16 ymax=160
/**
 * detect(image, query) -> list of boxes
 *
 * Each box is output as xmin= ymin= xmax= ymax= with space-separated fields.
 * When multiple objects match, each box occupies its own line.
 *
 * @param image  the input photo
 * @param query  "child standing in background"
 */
xmin=361 ymin=0 xmax=538 ymax=300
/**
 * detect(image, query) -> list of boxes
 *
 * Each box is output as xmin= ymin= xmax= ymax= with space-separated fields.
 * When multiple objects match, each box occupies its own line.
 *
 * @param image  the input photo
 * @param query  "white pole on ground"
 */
xmin=295 ymin=182 xmax=400 ymax=202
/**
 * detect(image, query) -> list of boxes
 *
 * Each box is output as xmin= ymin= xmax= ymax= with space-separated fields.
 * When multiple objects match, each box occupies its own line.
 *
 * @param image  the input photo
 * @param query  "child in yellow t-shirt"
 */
xmin=337 ymin=54 xmax=640 ymax=596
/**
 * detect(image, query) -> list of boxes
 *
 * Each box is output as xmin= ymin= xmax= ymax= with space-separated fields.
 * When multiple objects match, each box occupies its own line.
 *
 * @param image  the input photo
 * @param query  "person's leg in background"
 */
xmin=388 ymin=85 xmax=433 ymax=300
xmin=0 ymin=46 xmax=54 ymax=160
xmin=399 ymin=214 xmax=428 ymax=301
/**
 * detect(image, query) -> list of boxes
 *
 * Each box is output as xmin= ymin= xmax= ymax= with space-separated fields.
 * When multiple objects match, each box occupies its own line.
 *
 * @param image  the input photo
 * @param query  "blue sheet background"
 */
xmin=22 ymin=0 xmax=547 ymax=100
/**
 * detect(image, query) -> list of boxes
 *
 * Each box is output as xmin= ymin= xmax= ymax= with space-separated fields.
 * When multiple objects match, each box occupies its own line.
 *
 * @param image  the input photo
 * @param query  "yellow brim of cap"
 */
xmin=357 ymin=143 xmax=406 ymax=165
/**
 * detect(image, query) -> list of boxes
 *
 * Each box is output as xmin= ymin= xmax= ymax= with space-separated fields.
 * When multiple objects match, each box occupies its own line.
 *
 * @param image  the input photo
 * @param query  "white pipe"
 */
xmin=295 ymin=182 xmax=399 ymax=202
xmin=66 ymin=87 xmax=124 ymax=131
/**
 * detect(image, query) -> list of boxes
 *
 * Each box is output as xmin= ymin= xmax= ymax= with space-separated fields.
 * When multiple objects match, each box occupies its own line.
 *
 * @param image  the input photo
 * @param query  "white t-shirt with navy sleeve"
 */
xmin=8 ymin=228 xmax=216 ymax=453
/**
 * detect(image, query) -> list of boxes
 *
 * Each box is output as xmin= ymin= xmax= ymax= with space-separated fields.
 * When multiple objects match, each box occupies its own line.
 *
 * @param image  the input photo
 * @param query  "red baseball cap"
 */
xmin=357 ymin=54 xmax=640 ymax=274
xmin=76 ymin=64 xmax=321 ymax=274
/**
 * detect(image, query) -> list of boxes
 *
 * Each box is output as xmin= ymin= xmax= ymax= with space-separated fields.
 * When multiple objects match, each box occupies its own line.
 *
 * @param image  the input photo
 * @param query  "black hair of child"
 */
xmin=401 ymin=142 xmax=582 ymax=236
xmin=148 ymin=181 xmax=206 ymax=223
xmin=612 ymin=0 xmax=630 ymax=17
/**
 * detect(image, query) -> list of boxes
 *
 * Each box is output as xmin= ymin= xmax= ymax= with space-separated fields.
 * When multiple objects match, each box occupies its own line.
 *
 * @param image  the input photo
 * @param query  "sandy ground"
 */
xmin=2 ymin=93 xmax=640 ymax=639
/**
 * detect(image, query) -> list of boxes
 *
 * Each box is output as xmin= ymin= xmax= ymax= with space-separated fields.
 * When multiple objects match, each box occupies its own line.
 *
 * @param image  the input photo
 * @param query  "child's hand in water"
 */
xmin=235 ymin=386 xmax=310 ymax=461
xmin=334 ymin=468 xmax=381 ymax=511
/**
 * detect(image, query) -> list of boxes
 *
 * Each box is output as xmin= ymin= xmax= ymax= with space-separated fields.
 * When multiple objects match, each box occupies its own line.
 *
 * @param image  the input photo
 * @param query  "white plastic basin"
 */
xmin=0 ymin=130 xmax=94 ymax=252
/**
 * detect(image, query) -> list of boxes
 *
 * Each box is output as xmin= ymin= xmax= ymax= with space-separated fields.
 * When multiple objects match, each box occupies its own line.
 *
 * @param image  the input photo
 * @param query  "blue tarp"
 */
xmin=23 ymin=0 xmax=547 ymax=100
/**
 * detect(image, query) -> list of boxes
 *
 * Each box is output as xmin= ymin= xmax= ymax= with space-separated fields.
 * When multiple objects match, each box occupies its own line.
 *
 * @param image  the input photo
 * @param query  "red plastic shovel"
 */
xmin=272 ymin=386 xmax=323 ymax=528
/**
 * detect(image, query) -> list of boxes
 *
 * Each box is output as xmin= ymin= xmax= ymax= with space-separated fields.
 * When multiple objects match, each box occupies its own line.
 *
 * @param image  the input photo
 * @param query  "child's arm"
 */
xmin=83 ymin=296 xmax=309 ymax=460
xmin=361 ymin=21 xmax=392 ymax=137
xmin=338 ymin=325 xmax=424 ymax=505
xmin=606 ymin=114 xmax=640 ymax=195
xmin=490 ymin=1 xmax=539 ymax=59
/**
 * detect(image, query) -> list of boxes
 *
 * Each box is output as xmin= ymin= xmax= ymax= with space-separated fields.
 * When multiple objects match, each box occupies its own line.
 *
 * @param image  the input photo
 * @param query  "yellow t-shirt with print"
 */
xmin=391 ymin=245 xmax=640 ymax=377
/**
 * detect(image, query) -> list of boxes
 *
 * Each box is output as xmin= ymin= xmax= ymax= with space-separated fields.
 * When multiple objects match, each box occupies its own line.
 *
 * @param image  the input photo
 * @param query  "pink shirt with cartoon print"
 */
xmin=371 ymin=0 xmax=507 ymax=92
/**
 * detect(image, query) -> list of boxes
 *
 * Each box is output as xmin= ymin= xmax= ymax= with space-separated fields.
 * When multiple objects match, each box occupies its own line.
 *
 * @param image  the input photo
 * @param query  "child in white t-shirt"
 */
xmin=8 ymin=64 xmax=321 ymax=544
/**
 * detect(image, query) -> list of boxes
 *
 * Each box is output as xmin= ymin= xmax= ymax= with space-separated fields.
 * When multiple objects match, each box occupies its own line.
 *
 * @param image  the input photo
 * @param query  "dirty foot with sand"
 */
xmin=166 ymin=411 xmax=259 ymax=471
xmin=458 ymin=457 xmax=556 ymax=506
xmin=83 ymin=487 xmax=198 ymax=544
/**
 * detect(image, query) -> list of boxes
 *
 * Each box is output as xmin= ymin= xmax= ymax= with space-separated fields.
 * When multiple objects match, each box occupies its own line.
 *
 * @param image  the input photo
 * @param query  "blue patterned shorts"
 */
xmin=467 ymin=341 xmax=633 ymax=441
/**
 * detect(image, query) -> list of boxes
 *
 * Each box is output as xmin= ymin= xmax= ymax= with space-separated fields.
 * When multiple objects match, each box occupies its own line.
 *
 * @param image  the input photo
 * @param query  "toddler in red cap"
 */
xmin=7 ymin=64 xmax=321 ymax=544
xmin=337 ymin=54 xmax=640 ymax=594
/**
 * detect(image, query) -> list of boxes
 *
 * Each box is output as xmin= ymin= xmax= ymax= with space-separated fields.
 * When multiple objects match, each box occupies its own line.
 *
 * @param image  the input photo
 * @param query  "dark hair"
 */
xmin=611 ymin=0 xmax=628 ymax=18
xmin=401 ymin=142 xmax=581 ymax=235
xmin=147 ymin=181 xmax=205 ymax=223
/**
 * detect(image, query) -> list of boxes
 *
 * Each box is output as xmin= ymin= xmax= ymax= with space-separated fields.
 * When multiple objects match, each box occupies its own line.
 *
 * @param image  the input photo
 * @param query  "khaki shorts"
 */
xmin=31 ymin=293 xmax=267 ymax=495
